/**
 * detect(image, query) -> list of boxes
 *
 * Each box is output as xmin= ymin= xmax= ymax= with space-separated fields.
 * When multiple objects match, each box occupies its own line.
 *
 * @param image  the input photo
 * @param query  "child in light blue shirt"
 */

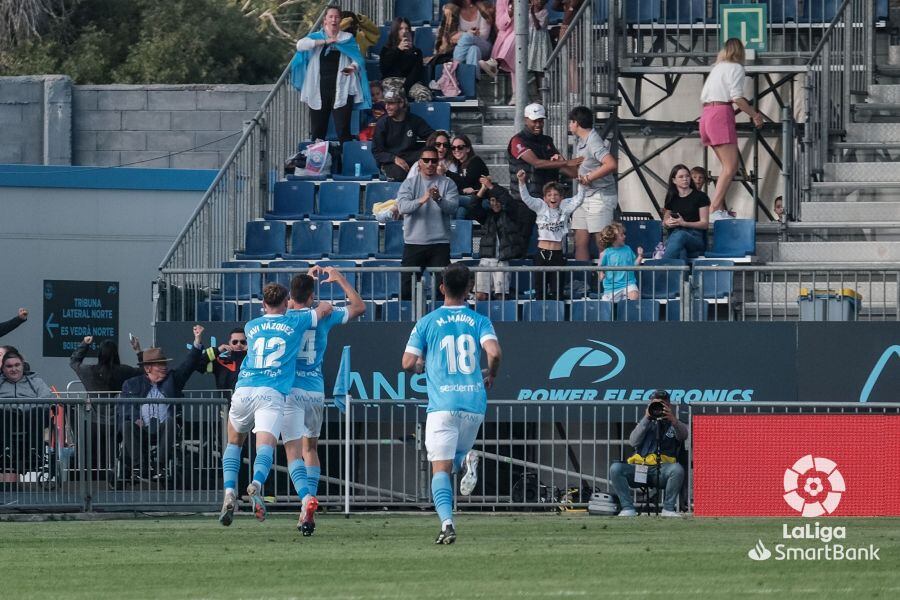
xmin=598 ymin=222 xmax=642 ymax=301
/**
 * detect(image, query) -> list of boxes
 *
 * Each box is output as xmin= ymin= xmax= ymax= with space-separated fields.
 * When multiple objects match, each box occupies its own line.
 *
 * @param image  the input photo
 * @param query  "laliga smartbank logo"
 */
xmin=747 ymin=455 xmax=880 ymax=562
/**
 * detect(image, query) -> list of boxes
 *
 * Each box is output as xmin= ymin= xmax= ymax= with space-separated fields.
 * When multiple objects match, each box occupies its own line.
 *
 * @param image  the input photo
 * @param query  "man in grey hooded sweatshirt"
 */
xmin=0 ymin=349 xmax=54 ymax=473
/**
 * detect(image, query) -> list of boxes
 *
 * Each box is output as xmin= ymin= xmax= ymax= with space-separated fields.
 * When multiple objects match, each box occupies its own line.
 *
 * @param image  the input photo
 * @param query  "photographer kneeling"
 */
xmin=609 ymin=390 xmax=688 ymax=517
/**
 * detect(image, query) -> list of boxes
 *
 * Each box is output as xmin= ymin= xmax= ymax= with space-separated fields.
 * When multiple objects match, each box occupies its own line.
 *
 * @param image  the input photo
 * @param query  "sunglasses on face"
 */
xmin=230 ymin=339 xmax=247 ymax=345
xmin=421 ymin=157 xmax=439 ymax=164
xmin=451 ymin=144 xmax=468 ymax=150
xmin=434 ymin=142 xmax=449 ymax=148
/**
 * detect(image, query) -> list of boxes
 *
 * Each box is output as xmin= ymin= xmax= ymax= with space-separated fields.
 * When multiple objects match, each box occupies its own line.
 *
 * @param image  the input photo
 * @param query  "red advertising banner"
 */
xmin=693 ymin=415 xmax=900 ymax=517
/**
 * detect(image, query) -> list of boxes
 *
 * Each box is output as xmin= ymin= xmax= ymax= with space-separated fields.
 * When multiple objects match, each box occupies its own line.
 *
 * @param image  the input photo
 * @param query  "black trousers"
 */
xmin=533 ymin=248 xmax=566 ymax=300
xmin=401 ymin=243 xmax=451 ymax=300
xmin=121 ymin=419 xmax=175 ymax=476
xmin=381 ymin=162 xmax=410 ymax=182
xmin=0 ymin=408 xmax=45 ymax=472
xmin=309 ymin=84 xmax=355 ymax=143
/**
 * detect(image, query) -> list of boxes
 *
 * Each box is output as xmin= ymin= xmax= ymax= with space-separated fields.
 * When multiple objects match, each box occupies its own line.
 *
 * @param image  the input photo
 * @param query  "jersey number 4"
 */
xmin=297 ymin=330 xmax=316 ymax=365
xmin=251 ymin=336 xmax=286 ymax=369
xmin=439 ymin=334 xmax=477 ymax=375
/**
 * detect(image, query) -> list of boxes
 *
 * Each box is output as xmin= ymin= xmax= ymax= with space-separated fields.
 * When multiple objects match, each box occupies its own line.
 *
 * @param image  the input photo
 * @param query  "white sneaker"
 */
xmin=660 ymin=509 xmax=681 ymax=517
xmin=478 ymin=58 xmax=498 ymax=78
xmin=618 ymin=508 xmax=637 ymax=517
xmin=709 ymin=209 xmax=734 ymax=223
xmin=459 ymin=450 xmax=479 ymax=496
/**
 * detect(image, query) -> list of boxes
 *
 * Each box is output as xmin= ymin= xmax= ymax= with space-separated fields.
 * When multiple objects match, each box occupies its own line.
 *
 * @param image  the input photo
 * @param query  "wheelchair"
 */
xmin=109 ymin=416 xmax=182 ymax=490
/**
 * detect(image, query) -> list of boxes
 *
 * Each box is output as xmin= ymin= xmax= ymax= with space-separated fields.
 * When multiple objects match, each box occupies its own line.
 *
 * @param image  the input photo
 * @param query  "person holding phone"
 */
xmin=662 ymin=164 xmax=710 ymax=261
xmin=379 ymin=17 xmax=432 ymax=102
xmin=290 ymin=4 xmax=371 ymax=143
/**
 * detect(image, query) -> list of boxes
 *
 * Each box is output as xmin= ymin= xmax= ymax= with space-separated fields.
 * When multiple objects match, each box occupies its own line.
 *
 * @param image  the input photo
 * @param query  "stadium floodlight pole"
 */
xmin=514 ymin=0 xmax=529 ymax=131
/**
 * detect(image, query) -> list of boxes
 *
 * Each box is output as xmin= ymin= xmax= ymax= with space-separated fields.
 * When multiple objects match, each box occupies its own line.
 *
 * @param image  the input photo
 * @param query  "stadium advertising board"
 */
xmin=693 ymin=415 xmax=900 ymax=517
xmin=43 ymin=279 xmax=119 ymax=358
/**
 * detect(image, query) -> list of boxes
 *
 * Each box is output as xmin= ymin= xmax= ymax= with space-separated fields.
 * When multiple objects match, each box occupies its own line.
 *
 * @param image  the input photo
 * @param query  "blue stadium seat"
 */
xmin=434 ymin=63 xmax=477 ymax=100
xmin=508 ymin=258 xmax=535 ymax=298
xmin=363 ymin=181 xmax=401 ymax=217
xmin=769 ymin=0 xmax=800 ymax=23
xmin=615 ymin=299 xmax=660 ymax=322
xmin=284 ymin=221 xmax=332 ymax=259
xmin=312 ymin=260 xmax=357 ymax=301
xmin=264 ymin=260 xmax=310 ymax=288
xmin=450 ymin=219 xmax=473 ymax=258
xmin=802 ymin=0 xmax=839 ymax=22
xmin=326 ymin=110 xmax=361 ymax=141
xmin=219 ymin=261 xmax=262 ymax=300
xmin=333 ymin=221 xmax=379 ymax=259
xmin=357 ymin=301 xmax=377 ymax=322
xmin=523 ymin=300 xmax=566 ymax=322
xmin=598 ymin=0 xmax=659 ymax=24
xmin=235 ymin=221 xmax=286 ymax=260
xmin=358 ymin=260 xmax=403 ymax=300
xmin=570 ymin=300 xmax=614 ymax=322
xmin=623 ymin=220 xmax=662 ymax=257
xmin=364 ymin=58 xmax=381 ymax=82
xmin=240 ymin=301 xmax=263 ymax=321
xmin=547 ymin=5 xmax=565 ymax=24
xmin=662 ymin=299 xmax=681 ymax=322
xmin=370 ymin=25 xmax=390 ymax=56
xmin=664 ymin=0 xmax=706 ymax=23
xmin=397 ymin=0 xmax=433 ymax=25
xmin=334 ymin=141 xmax=380 ymax=181
xmin=266 ymin=181 xmax=314 ymax=220
xmin=413 ymin=26 xmax=435 ymax=57
xmin=877 ymin=0 xmax=888 ymax=20
xmin=377 ymin=220 xmax=405 ymax=259
xmin=692 ymin=259 xmax=734 ymax=299
xmin=196 ymin=301 xmax=239 ymax=322
xmin=313 ymin=182 xmax=361 ymax=220
xmin=383 ymin=300 xmax=414 ymax=321
xmin=474 ymin=301 xmax=519 ymax=322
xmin=409 ymin=102 xmax=451 ymax=132
xmin=640 ymin=258 xmax=684 ymax=300
xmin=706 ymin=219 xmax=756 ymax=259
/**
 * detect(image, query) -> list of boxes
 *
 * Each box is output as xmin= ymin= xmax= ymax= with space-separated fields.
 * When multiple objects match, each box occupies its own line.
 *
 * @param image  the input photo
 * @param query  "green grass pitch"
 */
xmin=1 ymin=514 xmax=897 ymax=599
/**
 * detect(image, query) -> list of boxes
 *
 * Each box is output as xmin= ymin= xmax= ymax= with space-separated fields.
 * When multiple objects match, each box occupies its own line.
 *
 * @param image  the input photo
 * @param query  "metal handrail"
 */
xmin=806 ymin=0 xmax=854 ymax=64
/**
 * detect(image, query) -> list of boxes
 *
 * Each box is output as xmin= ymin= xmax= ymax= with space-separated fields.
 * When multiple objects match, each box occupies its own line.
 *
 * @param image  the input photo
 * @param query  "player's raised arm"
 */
xmin=321 ymin=266 xmax=366 ymax=320
xmin=314 ymin=301 xmax=333 ymax=322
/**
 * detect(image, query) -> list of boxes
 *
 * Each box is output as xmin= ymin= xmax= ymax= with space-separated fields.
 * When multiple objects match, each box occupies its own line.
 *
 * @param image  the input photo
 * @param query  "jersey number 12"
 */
xmin=252 ymin=336 xmax=286 ymax=368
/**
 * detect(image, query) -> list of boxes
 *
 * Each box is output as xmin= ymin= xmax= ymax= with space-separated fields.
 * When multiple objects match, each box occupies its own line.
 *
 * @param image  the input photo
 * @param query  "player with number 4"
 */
xmin=283 ymin=266 xmax=366 ymax=536
xmin=219 ymin=282 xmax=332 ymax=526
xmin=401 ymin=264 xmax=502 ymax=544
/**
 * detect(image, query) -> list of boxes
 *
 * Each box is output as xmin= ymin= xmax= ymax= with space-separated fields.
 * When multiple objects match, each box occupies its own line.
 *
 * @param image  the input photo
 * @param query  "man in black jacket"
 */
xmin=118 ymin=329 xmax=203 ymax=479
xmin=468 ymin=176 xmax=527 ymax=301
xmin=373 ymin=89 xmax=434 ymax=181
xmin=0 ymin=308 xmax=28 ymax=339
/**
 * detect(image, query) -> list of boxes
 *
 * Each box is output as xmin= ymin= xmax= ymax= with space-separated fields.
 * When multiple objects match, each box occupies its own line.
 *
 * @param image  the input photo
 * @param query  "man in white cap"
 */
xmin=506 ymin=103 xmax=582 ymax=246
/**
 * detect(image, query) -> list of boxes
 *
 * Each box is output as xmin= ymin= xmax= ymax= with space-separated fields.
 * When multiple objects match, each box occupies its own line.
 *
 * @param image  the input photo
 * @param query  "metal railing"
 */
xmin=4 ymin=396 xmax=898 ymax=513
xmin=156 ymin=263 xmax=900 ymax=323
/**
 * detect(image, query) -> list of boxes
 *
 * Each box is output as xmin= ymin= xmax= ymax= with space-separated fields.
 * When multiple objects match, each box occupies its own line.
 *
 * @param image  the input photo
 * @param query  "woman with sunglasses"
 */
xmin=196 ymin=327 xmax=247 ymax=396
xmin=447 ymin=134 xmax=489 ymax=219
xmin=406 ymin=130 xmax=456 ymax=180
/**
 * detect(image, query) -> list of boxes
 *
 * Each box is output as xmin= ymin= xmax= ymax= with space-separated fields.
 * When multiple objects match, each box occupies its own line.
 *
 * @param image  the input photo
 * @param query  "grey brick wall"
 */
xmin=0 ymin=75 xmax=72 ymax=165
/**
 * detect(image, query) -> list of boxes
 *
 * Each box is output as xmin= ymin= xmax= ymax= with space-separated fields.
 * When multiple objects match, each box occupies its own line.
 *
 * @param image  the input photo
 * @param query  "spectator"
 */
xmin=433 ymin=2 xmax=462 ymax=70
xmin=397 ymin=146 xmax=461 ymax=299
xmin=663 ymin=164 xmax=710 ymax=261
xmin=0 ymin=345 xmax=16 ymax=364
xmin=773 ymin=195 xmax=785 ymax=222
xmin=527 ymin=1 xmax=551 ymax=90
xmin=609 ymin=390 xmax=687 ymax=517
xmin=70 ymin=335 xmax=143 ymax=393
xmin=507 ymin=103 xmax=582 ymax=247
xmin=379 ymin=17 xmax=432 ymax=102
xmin=117 ymin=328 xmax=204 ymax=480
xmin=408 ymin=130 xmax=456 ymax=180
xmin=468 ymin=175 xmax=527 ymax=300
xmin=481 ymin=0 xmax=515 ymax=102
xmin=340 ymin=10 xmax=381 ymax=56
xmin=0 ymin=308 xmax=28 ymax=339
xmin=552 ymin=0 xmax=584 ymax=40
xmin=568 ymin=105 xmax=618 ymax=261
xmin=516 ymin=169 xmax=584 ymax=300
xmin=373 ymin=89 xmax=435 ymax=181
xmin=598 ymin=223 xmax=642 ymax=302
xmin=197 ymin=327 xmax=247 ymax=395
xmin=448 ymin=134 xmax=490 ymax=219
xmin=699 ymin=38 xmax=763 ymax=221
xmin=0 ymin=350 xmax=53 ymax=473
xmin=450 ymin=0 xmax=496 ymax=76
xmin=291 ymin=4 xmax=372 ymax=143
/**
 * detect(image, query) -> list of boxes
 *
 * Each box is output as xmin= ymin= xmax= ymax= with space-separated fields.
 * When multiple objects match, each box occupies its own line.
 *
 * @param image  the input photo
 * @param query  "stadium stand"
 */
xmin=313 ymin=182 xmax=361 ymax=220
xmin=409 ymin=102 xmax=452 ymax=133
xmin=334 ymin=141 xmax=380 ymax=181
xmin=285 ymin=221 xmax=333 ymax=260
xmin=266 ymin=181 xmax=315 ymax=220
xmin=333 ymin=221 xmax=379 ymax=258
xmin=235 ymin=221 xmax=286 ymax=260
xmin=363 ymin=181 xmax=402 ymax=217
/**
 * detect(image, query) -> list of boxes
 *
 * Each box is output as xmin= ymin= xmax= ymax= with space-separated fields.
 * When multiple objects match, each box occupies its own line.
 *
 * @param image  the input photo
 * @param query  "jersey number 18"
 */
xmin=439 ymin=334 xmax=477 ymax=375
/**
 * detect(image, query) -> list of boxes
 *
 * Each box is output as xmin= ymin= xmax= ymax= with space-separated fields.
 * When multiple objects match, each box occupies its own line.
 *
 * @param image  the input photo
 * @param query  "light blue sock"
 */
xmin=289 ymin=459 xmax=309 ymax=499
xmin=453 ymin=450 xmax=467 ymax=474
xmin=306 ymin=465 xmax=321 ymax=497
xmin=222 ymin=443 xmax=241 ymax=492
xmin=252 ymin=445 xmax=275 ymax=488
xmin=431 ymin=471 xmax=453 ymax=524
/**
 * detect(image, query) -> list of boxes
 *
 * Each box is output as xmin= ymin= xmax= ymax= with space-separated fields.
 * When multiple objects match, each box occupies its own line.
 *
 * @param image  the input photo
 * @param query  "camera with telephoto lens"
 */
xmin=647 ymin=390 xmax=670 ymax=420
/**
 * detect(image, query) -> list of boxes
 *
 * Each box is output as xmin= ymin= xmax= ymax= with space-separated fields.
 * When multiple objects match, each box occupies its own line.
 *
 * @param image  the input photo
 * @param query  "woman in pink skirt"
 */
xmin=699 ymin=38 xmax=764 ymax=221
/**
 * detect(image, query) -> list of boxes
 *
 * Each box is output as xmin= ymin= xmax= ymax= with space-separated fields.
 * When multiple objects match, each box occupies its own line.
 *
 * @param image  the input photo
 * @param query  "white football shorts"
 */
xmin=282 ymin=389 xmax=325 ymax=442
xmin=425 ymin=410 xmax=484 ymax=462
xmin=229 ymin=386 xmax=285 ymax=436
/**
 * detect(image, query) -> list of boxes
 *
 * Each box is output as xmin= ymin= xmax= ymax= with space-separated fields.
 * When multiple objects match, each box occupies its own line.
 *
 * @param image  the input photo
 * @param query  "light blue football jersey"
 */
xmin=405 ymin=305 xmax=498 ymax=414
xmin=292 ymin=307 xmax=349 ymax=393
xmin=236 ymin=309 xmax=316 ymax=395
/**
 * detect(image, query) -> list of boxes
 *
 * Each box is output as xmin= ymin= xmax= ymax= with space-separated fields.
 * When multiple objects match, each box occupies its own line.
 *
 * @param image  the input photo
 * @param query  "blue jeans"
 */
xmin=453 ymin=33 xmax=492 ymax=68
xmin=663 ymin=228 xmax=706 ymax=261
xmin=456 ymin=194 xmax=475 ymax=219
xmin=609 ymin=461 xmax=685 ymax=512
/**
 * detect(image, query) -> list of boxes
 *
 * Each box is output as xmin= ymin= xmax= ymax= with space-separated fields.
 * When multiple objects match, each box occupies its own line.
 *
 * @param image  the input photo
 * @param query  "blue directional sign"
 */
xmin=42 ymin=280 xmax=120 ymax=357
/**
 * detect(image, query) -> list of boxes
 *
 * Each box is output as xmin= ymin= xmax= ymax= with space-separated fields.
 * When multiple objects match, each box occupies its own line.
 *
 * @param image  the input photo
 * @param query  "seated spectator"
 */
xmin=663 ymin=164 xmax=710 ymax=261
xmin=373 ymin=89 xmax=435 ymax=181
xmin=433 ymin=2 xmax=462 ymax=71
xmin=407 ymin=130 xmax=455 ymax=179
xmin=516 ymin=169 xmax=584 ymax=300
xmin=451 ymin=0 xmax=496 ymax=76
xmin=609 ymin=390 xmax=687 ymax=517
xmin=70 ymin=335 xmax=143 ymax=393
xmin=379 ymin=17 xmax=432 ymax=102
xmin=196 ymin=326 xmax=246 ymax=396
xmin=773 ymin=195 xmax=785 ymax=222
xmin=0 ymin=349 xmax=53 ymax=473
xmin=359 ymin=80 xmax=385 ymax=141
xmin=448 ymin=134 xmax=490 ymax=219
xmin=468 ymin=175 xmax=527 ymax=300
xmin=291 ymin=4 xmax=372 ymax=143
xmin=397 ymin=146 xmax=460 ymax=298
xmin=0 ymin=308 xmax=28 ymax=339
xmin=598 ymin=223 xmax=642 ymax=302
xmin=340 ymin=10 xmax=381 ymax=56
xmin=117 ymin=328 xmax=203 ymax=480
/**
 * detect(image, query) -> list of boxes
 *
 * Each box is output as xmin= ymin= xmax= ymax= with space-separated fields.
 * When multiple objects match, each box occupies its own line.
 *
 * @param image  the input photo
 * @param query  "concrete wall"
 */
xmin=0 ymin=75 xmax=71 ymax=165
xmin=0 ymin=167 xmax=215 ymax=388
